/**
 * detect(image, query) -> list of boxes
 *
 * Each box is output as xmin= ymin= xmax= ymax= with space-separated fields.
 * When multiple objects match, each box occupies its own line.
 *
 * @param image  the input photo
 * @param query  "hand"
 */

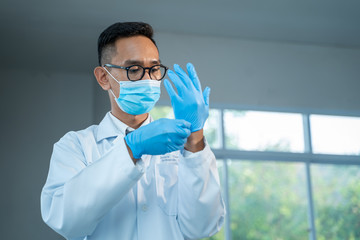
xmin=124 ymin=118 xmax=191 ymax=159
xmin=164 ymin=63 xmax=210 ymax=132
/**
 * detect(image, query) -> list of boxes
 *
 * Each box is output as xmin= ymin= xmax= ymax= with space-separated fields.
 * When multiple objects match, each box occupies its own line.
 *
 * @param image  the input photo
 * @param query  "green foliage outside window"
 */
xmin=313 ymin=165 xmax=360 ymax=240
xmin=204 ymin=163 xmax=360 ymax=240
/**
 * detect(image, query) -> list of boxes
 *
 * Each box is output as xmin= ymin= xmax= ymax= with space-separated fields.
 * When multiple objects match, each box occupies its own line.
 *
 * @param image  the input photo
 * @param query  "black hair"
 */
xmin=97 ymin=22 xmax=157 ymax=66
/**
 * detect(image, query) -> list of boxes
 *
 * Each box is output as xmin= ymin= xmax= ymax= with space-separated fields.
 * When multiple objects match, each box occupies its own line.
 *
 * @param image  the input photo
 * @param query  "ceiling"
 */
xmin=1 ymin=0 xmax=360 ymax=73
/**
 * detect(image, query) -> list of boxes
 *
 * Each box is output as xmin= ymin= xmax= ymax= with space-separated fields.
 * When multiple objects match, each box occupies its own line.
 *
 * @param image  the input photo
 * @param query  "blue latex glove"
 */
xmin=164 ymin=63 xmax=210 ymax=132
xmin=124 ymin=118 xmax=191 ymax=159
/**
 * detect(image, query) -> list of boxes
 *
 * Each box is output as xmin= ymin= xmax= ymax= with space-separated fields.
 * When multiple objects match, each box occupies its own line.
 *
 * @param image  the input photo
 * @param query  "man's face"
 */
xmin=107 ymin=35 xmax=160 ymax=98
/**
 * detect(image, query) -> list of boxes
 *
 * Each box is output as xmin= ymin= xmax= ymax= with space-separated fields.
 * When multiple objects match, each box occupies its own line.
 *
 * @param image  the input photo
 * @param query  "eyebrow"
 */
xmin=123 ymin=59 xmax=161 ymax=66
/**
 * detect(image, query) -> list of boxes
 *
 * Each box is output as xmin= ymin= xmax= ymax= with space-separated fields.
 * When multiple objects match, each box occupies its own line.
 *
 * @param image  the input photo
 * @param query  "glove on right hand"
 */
xmin=164 ymin=63 xmax=210 ymax=132
xmin=124 ymin=118 xmax=191 ymax=159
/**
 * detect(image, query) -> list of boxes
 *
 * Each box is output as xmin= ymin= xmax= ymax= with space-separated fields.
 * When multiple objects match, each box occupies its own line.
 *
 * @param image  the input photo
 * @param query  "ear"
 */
xmin=94 ymin=66 xmax=111 ymax=90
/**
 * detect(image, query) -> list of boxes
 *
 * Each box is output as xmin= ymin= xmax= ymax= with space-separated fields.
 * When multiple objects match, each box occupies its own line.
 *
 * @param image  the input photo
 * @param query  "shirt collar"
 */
xmin=96 ymin=112 xmax=152 ymax=142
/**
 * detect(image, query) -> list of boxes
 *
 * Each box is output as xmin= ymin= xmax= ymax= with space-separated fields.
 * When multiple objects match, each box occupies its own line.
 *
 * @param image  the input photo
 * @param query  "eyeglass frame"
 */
xmin=103 ymin=63 xmax=168 ymax=81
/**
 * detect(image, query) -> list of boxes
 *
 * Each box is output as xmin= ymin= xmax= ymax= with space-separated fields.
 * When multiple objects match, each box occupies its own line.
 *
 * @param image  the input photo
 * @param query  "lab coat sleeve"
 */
xmin=40 ymin=131 xmax=144 ymax=239
xmin=177 ymin=140 xmax=225 ymax=239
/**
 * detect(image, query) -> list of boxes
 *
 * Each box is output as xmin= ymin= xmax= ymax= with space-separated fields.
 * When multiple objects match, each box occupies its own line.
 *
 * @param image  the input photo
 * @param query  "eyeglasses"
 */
xmin=104 ymin=63 xmax=168 ymax=81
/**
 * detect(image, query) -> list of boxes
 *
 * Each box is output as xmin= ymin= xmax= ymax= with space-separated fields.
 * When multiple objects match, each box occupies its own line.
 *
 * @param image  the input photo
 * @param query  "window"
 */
xmin=150 ymin=105 xmax=360 ymax=240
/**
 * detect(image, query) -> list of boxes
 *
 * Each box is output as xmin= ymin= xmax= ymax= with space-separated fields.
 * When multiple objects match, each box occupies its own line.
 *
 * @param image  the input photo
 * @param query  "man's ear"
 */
xmin=94 ymin=66 xmax=111 ymax=90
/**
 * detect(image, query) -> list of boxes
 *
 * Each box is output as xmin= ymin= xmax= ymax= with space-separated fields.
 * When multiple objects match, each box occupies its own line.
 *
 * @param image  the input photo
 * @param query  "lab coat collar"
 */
xmin=96 ymin=112 xmax=152 ymax=142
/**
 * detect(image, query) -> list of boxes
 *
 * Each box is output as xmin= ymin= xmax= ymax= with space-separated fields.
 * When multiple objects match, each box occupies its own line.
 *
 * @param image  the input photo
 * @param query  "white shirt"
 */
xmin=41 ymin=112 xmax=225 ymax=240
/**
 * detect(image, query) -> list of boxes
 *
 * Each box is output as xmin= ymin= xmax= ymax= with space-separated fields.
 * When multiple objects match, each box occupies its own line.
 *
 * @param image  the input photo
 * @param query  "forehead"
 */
xmin=112 ymin=35 xmax=159 ymax=65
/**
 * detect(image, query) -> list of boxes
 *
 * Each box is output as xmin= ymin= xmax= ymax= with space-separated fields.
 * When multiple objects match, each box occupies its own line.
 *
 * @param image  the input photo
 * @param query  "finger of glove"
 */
xmin=164 ymin=79 xmax=180 ymax=102
xmin=175 ymin=119 xmax=191 ymax=130
xmin=171 ymin=134 xmax=188 ymax=146
xmin=168 ymin=143 xmax=184 ymax=153
xmin=173 ymin=64 xmax=194 ymax=90
xmin=174 ymin=121 xmax=191 ymax=138
xmin=176 ymin=125 xmax=191 ymax=139
xmin=203 ymin=86 xmax=211 ymax=106
xmin=186 ymin=62 xmax=202 ymax=92
xmin=167 ymin=69 xmax=186 ymax=97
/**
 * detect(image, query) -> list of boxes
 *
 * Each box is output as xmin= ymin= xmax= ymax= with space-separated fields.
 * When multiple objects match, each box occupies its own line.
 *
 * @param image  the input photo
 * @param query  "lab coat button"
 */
xmin=142 ymin=204 xmax=148 ymax=212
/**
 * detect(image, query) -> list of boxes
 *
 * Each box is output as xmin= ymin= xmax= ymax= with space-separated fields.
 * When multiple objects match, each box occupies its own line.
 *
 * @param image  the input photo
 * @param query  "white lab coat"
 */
xmin=41 ymin=112 xmax=225 ymax=240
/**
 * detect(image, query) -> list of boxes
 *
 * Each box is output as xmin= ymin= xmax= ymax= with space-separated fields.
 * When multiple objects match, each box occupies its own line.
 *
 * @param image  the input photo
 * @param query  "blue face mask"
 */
xmin=104 ymin=67 xmax=161 ymax=115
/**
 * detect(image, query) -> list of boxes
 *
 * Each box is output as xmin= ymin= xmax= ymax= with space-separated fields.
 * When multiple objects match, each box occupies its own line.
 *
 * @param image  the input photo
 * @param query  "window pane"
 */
xmin=311 ymin=164 xmax=360 ymax=239
xmin=204 ymin=109 xmax=222 ymax=149
xmin=228 ymin=160 xmax=308 ymax=240
xmin=224 ymin=110 xmax=304 ymax=152
xmin=310 ymin=115 xmax=360 ymax=155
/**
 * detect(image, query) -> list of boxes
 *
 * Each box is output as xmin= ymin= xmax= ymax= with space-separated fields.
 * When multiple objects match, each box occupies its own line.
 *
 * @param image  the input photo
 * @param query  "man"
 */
xmin=41 ymin=22 xmax=225 ymax=240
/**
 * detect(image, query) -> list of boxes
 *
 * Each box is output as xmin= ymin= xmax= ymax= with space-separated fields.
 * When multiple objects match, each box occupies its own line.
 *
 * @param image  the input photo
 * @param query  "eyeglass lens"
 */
xmin=128 ymin=65 xmax=166 ymax=81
